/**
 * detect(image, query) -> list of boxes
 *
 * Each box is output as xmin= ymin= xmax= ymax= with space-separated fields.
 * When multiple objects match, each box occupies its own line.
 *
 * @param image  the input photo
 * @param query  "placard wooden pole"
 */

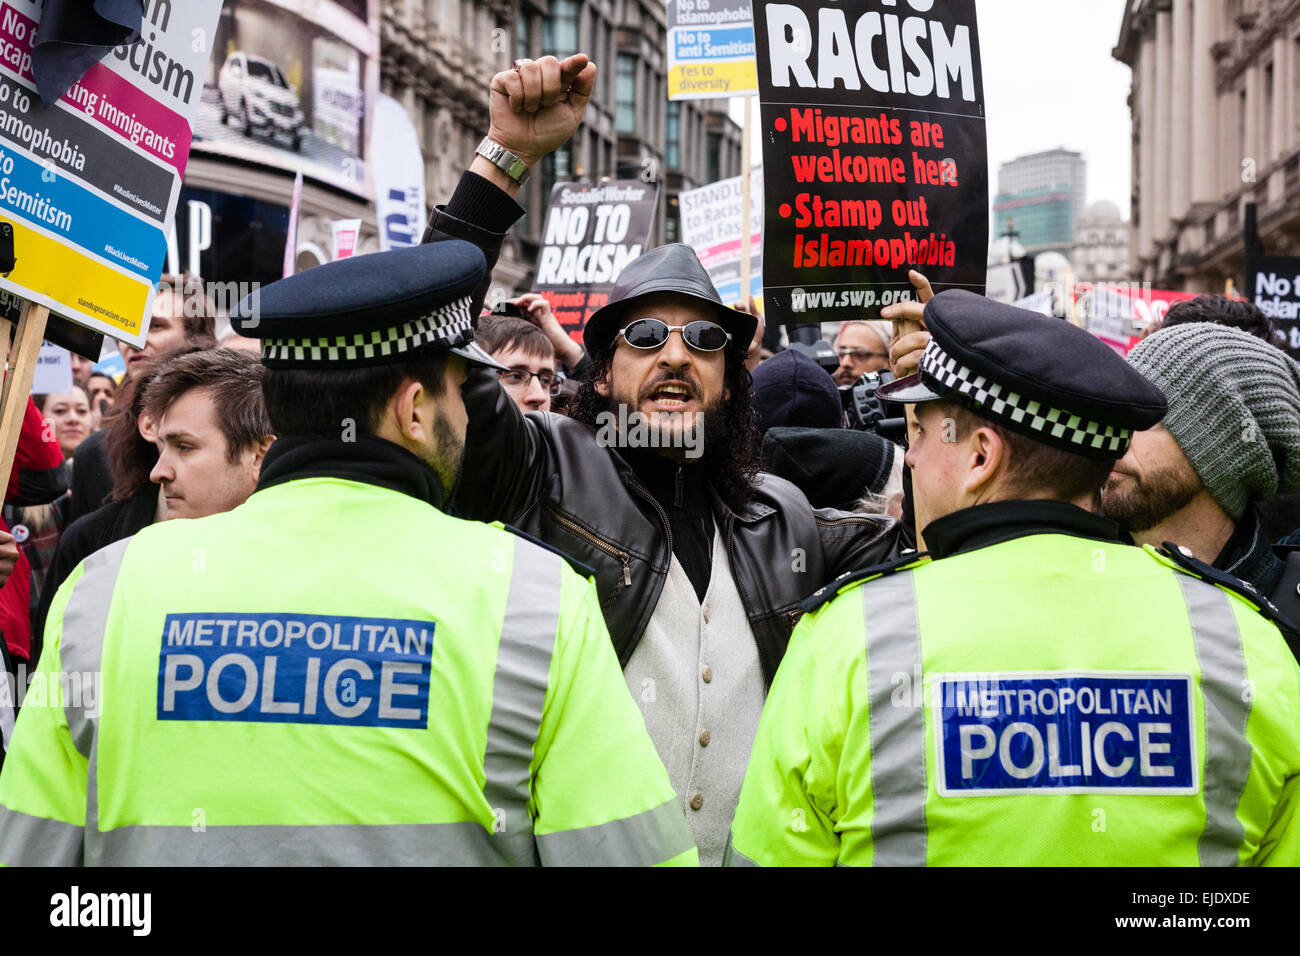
xmin=739 ymin=94 xmax=753 ymax=306
xmin=0 ymin=301 xmax=49 ymax=486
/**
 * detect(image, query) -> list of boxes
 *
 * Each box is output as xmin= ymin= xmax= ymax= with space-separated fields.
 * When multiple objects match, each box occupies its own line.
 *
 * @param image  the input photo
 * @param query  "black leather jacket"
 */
xmin=426 ymin=175 xmax=906 ymax=684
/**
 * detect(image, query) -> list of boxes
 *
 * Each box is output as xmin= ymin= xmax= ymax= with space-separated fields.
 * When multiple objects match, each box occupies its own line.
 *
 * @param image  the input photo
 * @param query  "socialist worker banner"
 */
xmin=532 ymin=180 xmax=660 ymax=339
xmin=753 ymin=0 xmax=988 ymax=325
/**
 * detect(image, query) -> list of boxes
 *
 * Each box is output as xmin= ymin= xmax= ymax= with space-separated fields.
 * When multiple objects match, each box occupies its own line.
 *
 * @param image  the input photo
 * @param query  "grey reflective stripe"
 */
xmin=59 ymin=538 xmax=132 ymax=758
xmin=1175 ymin=574 xmax=1253 ymax=866
xmin=863 ymin=571 xmax=928 ymax=866
xmin=0 ymin=805 xmax=83 ymax=866
xmin=536 ymin=798 xmax=695 ymax=866
xmin=482 ymin=542 xmax=563 ymax=841
xmin=722 ymin=835 xmax=760 ymax=867
xmin=90 ymin=820 xmax=539 ymax=866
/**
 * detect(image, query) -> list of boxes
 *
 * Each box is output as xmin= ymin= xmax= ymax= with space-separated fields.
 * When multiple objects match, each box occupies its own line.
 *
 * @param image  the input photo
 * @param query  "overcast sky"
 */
xmin=734 ymin=0 xmax=1134 ymax=217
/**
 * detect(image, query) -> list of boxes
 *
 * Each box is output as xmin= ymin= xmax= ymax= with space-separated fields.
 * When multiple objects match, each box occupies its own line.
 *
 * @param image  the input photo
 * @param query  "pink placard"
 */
xmin=0 ymin=3 xmax=191 ymax=176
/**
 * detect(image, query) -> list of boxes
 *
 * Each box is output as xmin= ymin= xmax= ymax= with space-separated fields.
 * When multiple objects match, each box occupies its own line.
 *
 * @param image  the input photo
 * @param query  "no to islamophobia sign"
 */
xmin=753 ymin=0 xmax=988 ymax=325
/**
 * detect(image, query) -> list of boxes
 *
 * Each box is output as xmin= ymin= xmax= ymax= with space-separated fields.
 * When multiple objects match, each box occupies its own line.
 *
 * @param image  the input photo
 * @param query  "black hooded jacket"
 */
xmin=424 ymin=173 xmax=905 ymax=683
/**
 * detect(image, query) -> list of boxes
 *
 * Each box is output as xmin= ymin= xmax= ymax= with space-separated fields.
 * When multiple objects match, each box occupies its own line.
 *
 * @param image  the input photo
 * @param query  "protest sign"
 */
xmin=0 ymin=0 xmax=223 ymax=345
xmin=680 ymin=169 xmax=763 ymax=304
xmin=331 ymin=218 xmax=361 ymax=260
xmin=1245 ymin=256 xmax=1300 ymax=356
xmin=666 ymin=0 xmax=759 ymax=100
xmin=32 ymin=341 xmax=72 ymax=394
xmin=752 ymin=0 xmax=988 ymax=324
xmin=532 ymin=180 xmax=660 ymax=339
xmin=1075 ymin=283 xmax=1199 ymax=356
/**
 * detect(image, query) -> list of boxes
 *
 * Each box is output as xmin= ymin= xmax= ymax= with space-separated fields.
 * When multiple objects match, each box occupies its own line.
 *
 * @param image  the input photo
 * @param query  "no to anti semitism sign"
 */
xmin=532 ymin=179 xmax=660 ymax=339
xmin=0 ymin=0 xmax=223 ymax=345
xmin=753 ymin=0 xmax=988 ymax=325
xmin=666 ymin=0 xmax=759 ymax=100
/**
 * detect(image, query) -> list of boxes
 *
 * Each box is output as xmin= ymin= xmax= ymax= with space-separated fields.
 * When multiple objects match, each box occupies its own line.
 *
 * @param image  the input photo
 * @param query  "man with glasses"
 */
xmin=423 ymin=53 xmax=905 ymax=864
xmin=476 ymin=316 xmax=561 ymax=412
xmin=833 ymin=320 xmax=893 ymax=385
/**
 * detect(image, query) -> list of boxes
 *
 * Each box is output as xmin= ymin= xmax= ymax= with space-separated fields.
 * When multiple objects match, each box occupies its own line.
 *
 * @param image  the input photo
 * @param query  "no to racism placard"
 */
xmin=532 ymin=180 xmax=660 ymax=339
xmin=0 ymin=0 xmax=223 ymax=345
xmin=666 ymin=0 xmax=759 ymax=100
xmin=679 ymin=169 xmax=763 ymax=304
xmin=753 ymin=0 xmax=988 ymax=324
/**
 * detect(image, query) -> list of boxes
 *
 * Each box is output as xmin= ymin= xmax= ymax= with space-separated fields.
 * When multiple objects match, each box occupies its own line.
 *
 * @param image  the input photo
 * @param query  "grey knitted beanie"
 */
xmin=1127 ymin=323 xmax=1300 ymax=520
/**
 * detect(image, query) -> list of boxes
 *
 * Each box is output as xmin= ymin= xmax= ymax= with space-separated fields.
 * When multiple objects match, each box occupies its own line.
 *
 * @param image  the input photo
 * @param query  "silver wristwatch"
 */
xmin=475 ymin=137 xmax=530 ymax=186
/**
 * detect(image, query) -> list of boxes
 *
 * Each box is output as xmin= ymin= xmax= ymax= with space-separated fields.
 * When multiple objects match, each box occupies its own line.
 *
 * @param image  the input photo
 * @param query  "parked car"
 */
xmin=218 ymin=52 xmax=305 ymax=152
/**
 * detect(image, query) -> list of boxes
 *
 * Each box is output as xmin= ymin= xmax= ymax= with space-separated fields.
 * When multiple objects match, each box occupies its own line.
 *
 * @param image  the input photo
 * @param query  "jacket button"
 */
xmin=690 ymin=793 xmax=704 ymax=811
xmin=702 ymin=666 xmax=713 ymax=683
xmin=702 ymin=605 xmax=710 ymax=623
xmin=699 ymin=730 xmax=710 ymax=747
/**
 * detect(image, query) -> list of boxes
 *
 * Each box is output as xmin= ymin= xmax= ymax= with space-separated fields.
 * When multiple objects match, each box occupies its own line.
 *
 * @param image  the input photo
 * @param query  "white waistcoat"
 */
xmin=623 ymin=530 xmax=766 ymax=866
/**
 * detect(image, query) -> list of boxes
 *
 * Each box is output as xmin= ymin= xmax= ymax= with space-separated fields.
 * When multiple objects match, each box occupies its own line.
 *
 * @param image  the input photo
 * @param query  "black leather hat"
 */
xmin=582 ymin=244 xmax=758 ymax=359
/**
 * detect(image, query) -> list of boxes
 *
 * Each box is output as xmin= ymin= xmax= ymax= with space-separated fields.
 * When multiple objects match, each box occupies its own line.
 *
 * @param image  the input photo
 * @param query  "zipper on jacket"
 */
xmin=674 ymin=465 xmax=684 ymax=508
xmin=546 ymin=506 xmax=633 ymax=586
xmin=627 ymin=480 xmax=674 ymax=556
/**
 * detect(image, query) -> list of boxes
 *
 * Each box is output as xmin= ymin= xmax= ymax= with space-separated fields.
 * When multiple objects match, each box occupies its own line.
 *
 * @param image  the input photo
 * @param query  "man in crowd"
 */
xmin=1102 ymin=321 xmax=1300 ymax=610
xmin=476 ymin=315 xmax=560 ymax=413
xmin=728 ymin=293 xmax=1300 ymax=866
xmin=833 ymin=320 xmax=893 ymax=385
xmin=0 ymin=242 xmax=695 ymax=866
xmin=144 ymin=349 xmax=275 ymax=520
xmin=425 ymin=53 xmax=903 ymax=864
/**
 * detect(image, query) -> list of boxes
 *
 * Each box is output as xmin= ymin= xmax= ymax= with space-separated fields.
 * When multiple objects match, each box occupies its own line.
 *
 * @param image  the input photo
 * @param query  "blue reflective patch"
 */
xmin=932 ymin=672 xmax=1198 ymax=796
xmin=156 ymin=612 xmax=435 ymax=728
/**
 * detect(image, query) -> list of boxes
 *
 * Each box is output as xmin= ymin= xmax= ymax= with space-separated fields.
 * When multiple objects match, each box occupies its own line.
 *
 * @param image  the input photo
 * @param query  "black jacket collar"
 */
xmin=923 ymin=499 xmax=1129 ymax=559
xmin=257 ymin=434 xmax=447 ymax=509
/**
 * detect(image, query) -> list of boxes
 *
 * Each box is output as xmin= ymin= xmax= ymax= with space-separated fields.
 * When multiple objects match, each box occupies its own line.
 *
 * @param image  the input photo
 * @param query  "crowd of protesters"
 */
xmin=0 ymin=52 xmax=1297 ymax=867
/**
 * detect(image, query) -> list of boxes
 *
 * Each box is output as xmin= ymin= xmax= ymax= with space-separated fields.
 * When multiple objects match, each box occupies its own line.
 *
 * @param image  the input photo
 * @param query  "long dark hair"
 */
xmin=572 ymin=348 xmax=761 ymax=512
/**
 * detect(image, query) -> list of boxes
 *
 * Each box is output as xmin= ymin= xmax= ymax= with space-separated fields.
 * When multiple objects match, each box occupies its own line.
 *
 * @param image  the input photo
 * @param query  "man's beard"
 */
xmin=424 ymin=408 xmax=464 ymax=498
xmin=1101 ymin=461 xmax=1202 ymax=532
xmin=611 ymin=371 xmax=724 ymax=461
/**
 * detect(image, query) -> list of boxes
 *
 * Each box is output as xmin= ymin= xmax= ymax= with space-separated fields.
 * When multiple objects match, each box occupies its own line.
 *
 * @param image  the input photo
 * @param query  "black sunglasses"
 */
xmin=617 ymin=318 xmax=732 ymax=353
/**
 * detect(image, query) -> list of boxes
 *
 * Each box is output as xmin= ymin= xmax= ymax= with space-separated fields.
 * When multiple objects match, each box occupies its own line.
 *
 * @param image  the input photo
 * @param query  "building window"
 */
xmin=616 ymin=55 xmax=637 ymax=133
xmin=666 ymin=212 xmax=679 ymax=243
xmin=707 ymin=132 xmax=721 ymax=183
xmin=542 ymin=0 xmax=579 ymax=57
xmin=516 ymin=14 xmax=530 ymax=61
xmin=666 ymin=101 xmax=680 ymax=168
xmin=541 ymin=144 xmax=571 ymax=200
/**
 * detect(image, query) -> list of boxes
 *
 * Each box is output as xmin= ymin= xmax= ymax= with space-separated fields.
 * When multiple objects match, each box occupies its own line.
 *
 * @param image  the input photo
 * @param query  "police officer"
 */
xmin=727 ymin=291 xmax=1300 ymax=866
xmin=0 ymin=241 xmax=697 ymax=866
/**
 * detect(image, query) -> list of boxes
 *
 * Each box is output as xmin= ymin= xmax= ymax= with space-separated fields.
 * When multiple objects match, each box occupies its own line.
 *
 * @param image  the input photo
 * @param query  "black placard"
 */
xmin=531 ymin=179 xmax=660 ymax=340
xmin=1245 ymin=255 xmax=1300 ymax=357
xmin=753 ymin=0 xmax=988 ymax=324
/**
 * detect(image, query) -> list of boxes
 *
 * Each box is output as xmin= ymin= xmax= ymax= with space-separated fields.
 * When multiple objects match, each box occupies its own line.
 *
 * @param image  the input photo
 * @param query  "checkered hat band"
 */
xmin=261 ymin=295 xmax=475 ymax=365
xmin=919 ymin=339 xmax=1131 ymax=455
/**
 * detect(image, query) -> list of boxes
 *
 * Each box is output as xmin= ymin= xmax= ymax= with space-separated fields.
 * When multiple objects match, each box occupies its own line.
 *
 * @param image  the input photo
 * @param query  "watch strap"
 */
xmin=475 ymin=137 xmax=530 ymax=186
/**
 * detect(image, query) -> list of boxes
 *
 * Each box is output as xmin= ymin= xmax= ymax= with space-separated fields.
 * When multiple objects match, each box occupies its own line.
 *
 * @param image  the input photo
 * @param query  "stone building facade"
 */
xmin=1116 ymin=0 xmax=1300 ymax=291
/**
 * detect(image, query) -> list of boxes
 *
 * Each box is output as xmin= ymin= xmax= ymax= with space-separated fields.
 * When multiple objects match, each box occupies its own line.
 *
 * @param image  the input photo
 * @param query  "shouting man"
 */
xmin=424 ymin=53 xmax=904 ymax=864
